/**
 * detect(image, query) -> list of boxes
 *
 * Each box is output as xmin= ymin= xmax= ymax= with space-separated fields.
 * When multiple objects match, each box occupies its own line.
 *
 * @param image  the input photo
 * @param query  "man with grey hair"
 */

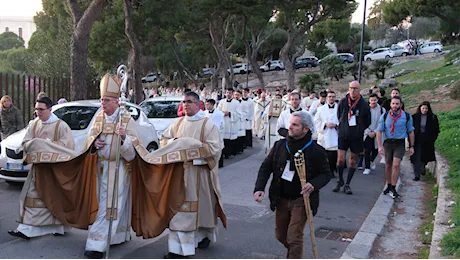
xmin=254 ymin=110 xmax=331 ymax=258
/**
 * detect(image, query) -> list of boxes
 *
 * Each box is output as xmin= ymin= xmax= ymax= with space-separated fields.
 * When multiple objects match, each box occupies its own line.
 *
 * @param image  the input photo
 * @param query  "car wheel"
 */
xmin=385 ymin=55 xmax=390 ymax=59
xmin=307 ymin=64 xmax=312 ymax=68
xmin=275 ymin=67 xmax=281 ymax=71
xmin=146 ymin=142 xmax=158 ymax=153
xmin=434 ymin=49 xmax=440 ymax=53
xmin=402 ymin=52 xmax=407 ymax=56
xmin=366 ymin=58 xmax=371 ymax=61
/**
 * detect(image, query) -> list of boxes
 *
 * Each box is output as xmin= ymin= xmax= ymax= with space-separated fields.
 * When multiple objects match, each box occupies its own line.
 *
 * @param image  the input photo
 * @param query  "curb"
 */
xmin=340 ymin=178 xmax=401 ymax=259
xmin=429 ymin=152 xmax=453 ymax=259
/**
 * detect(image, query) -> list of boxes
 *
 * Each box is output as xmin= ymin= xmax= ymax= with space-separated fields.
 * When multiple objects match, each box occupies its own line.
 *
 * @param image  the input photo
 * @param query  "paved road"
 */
xmin=0 ymin=139 xmax=385 ymax=258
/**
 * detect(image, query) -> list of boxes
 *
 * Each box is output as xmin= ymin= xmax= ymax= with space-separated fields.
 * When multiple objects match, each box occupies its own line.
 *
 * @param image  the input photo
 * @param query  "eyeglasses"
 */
xmin=327 ymin=96 xmax=336 ymax=98
xmin=100 ymin=98 xmax=117 ymax=103
xmin=182 ymin=100 xmax=196 ymax=104
xmin=34 ymin=108 xmax=49 ymax=111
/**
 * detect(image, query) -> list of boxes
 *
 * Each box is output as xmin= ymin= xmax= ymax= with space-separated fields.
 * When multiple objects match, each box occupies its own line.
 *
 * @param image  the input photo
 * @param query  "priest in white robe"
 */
xmin=276 ymin=92 xmax=310 ymax=138
xmin=161 ymin=91 xmax=226 ymax=258
xmin=314 ymin=90 xmax=339 ymax=178
xmin=217 ymin=88 xmax=240 ymax=158
xmin=241 ymin=88 xmax=255 ymax=147
xmin=253 ymin=93 xmax=270 ymax=138
xmin=234 ymin=90 xmax=246 ymax=153
xmin=205 ymin=98 xmax=225 ymax=168
xmin=8 ymin=96 xmax=74 ymax=240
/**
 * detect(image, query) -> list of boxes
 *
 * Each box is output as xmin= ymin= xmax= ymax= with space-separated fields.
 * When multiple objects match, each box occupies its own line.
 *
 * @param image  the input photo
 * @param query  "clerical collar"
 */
xmin=187 ymin=110 xmax=206 ymax=121
xmin=42 ymin=113 xmax=59 ymax=124
xmin=226 ymin=99 xmax=232 ymax=102
xmin=208 ymin=109 xmax=214 ymax=114
xmin=238 ymin=99 xmax=242 ymax=103
xmin=242 ymin=97 xmax=248 ymax=101
xmin=320 ymin=101 xmax=325 ymax=105
xmin=328 ymin=103 xmax=335 ymax=108
xmin=290 ymin=107 xmax=302 ymax=113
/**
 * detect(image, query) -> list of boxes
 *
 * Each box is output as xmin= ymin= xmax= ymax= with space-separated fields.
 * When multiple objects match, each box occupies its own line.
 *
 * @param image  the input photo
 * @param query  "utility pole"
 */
xmin=358 ymin=0 xmax=367 ymax=83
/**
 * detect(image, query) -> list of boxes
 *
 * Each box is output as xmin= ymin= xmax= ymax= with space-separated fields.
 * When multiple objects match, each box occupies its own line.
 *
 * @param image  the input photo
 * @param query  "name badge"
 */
xmin=281 ymin=161 xmax=295 ymax=182
xmin=349 ymin=115 xmax=357 ymax=126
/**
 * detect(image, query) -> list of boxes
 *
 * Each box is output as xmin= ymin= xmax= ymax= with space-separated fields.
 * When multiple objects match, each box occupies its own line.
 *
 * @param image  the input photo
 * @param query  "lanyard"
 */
xmin=285 ymin=139 xmax=313 ymax=154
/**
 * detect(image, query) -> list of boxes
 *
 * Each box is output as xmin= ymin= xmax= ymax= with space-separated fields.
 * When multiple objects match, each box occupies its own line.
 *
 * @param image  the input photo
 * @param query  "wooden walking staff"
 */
xmin=294 ymin=150 xmax=319 ymax=259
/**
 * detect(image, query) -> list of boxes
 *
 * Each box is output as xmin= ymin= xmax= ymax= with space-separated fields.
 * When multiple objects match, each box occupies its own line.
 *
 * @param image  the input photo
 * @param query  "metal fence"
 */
xmin=0 ymin=73 xmax=99 ymax=124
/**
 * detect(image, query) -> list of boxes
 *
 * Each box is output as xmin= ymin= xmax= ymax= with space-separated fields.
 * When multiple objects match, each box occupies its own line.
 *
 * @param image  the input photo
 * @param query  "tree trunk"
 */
xmin=66 ymin=0 xmax=106 ymax=100
xmin=123 ymin=0 xmax=143 ymax=104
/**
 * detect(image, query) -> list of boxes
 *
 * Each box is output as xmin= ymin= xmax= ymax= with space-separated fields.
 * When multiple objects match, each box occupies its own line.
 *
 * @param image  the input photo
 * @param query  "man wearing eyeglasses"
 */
xmin=8 ymin=96 xmax=74 ymax=240
xmin=161 ymin=91 xmax=226 ymax=258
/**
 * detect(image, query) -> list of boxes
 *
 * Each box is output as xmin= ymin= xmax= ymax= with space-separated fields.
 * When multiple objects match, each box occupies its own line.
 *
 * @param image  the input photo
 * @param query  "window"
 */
xmin=18 ymin=27 xmax=22 ymax=38
xmin=126 ymin=105 xmax=140 ymax=120
xmin=141 ymin=100 xmax=181 ymax=118
xmin=53 ymin=106 xmax=99 ymax=130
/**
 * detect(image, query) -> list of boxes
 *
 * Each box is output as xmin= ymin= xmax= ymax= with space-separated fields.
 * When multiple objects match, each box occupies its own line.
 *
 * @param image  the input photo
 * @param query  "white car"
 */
xmin=390 ymin=45 xmax=411 ymax=56
xmin=364 ymin=48 xmax=395 ymax=61
xmin=142 ymin=72 xmax=164 ymax=83
xmin=227 ymin=63 xmax=251 ymax=74
xmin=259 ymin=60 xmax=285 ymax=72
xmin=0 ymin=100 xmax=159 ymax=184
xmin=419 ymin=41 xmax=443 ymax=54
xmin=140 ymin=96 xmax=183 ymax=139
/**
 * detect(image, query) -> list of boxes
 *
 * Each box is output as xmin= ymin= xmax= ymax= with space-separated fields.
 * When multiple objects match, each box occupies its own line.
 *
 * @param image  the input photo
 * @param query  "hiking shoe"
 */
xmin=363 ymin=169 xmax=371 ymax=175
xmin=371 ymin=162 xmax=376 ymax=170
xmin=389 ymin=190 xmax=400 ymax=199
xmin=332 ymin=181 xmax=344 ymax=192
xmin=344 ymin=185 xmax=353 ymax=195
xmin=413 ymin=177 xmax=420 ymax=181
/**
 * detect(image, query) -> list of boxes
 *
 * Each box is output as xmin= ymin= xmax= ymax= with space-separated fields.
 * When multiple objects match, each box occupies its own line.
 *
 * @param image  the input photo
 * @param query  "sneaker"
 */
xmin=380 ymin=156 xmax=386 ymax=164
xmin=363 ymin=169 xmax=371 ymax=175
xmin=332 ymin=181 xmax=344 ymax=192
xmin=371 ymin=162 xmax=376 ymax=170
xmin=344 ymin=185 xmax=353 ymax=195
xmin=383 ymin=185 xmax=391 ymax=195
xmin=358 ymin=166 xmax=364 ymax=170
xmin=389 ymin=190 xmax=400 ymax=199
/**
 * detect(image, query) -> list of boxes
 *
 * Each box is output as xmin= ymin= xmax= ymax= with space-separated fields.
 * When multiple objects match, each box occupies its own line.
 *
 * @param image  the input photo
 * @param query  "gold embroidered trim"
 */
xmin=24 ymin=197 xmax=46 ymax=208
xmin=179 ymin=201 xmax=198 ymax=212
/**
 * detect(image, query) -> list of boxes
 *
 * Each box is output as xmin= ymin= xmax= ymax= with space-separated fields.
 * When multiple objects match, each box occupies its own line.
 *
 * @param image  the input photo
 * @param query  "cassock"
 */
xmin=205 ymin=108 xmax=225 ymax=167
xmin=241 ymin=97 xmax=254 ymax=147
xmin=17 ymin=114 xmax=74 ymax=238
xmin=217 ymin=98 xmax=240 ymax=157
xmin=309 ymin=100 xmax=326 ymax=118
xmin=314 ymin=103 xmax=339 ymax=175
xmin=160 ymin=110 xmax=226 ymax=256
xmin=253 ymin=99 xmax=270 ymax=138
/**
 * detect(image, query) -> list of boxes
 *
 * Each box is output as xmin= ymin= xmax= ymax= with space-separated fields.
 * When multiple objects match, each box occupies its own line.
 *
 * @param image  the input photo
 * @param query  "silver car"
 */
xmin=0 ymin=100 xmax=159 ymax=184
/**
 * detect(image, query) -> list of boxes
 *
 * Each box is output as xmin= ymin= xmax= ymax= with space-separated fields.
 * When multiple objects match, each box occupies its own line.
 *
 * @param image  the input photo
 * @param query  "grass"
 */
xmin=387 ymin=57 xmax=445 ymax=76
xmin=418 ymin=172 xmax=438 ymax=258
xmin=436 ymin=106 xmax=460 ymax=257
xmin=397 ymin=63 xmax=460 ymax=96
xmin=444 ymin=44 xmax=460 ymax=52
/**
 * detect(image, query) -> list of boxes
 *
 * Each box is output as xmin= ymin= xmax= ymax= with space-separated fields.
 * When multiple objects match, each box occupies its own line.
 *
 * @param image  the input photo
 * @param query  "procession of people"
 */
xmin=1 ymin=67 xmax=440 ymax=259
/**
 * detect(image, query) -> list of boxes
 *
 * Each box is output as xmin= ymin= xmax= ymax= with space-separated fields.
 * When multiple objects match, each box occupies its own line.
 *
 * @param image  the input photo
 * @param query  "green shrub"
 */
xmin=345 ymin=62 xmax=368 ymax=80
xmin=320 ymin=55 xmax=344 ymax=81
xmin=298 ymin=73 xmax=326 ymax=93
xmin=368 ymin=59 xmax=393 ymax=79
xmin=445 ymin=48 xmax=460 ymax=64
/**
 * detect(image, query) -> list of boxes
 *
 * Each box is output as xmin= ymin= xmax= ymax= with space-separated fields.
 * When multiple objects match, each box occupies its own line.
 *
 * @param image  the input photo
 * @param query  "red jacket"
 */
xmin=177 ymin=101 xmax=205 ymax=117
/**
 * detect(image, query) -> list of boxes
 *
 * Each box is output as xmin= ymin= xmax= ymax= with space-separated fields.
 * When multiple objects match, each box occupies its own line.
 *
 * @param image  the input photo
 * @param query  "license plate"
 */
xmin=6 ymin=163 xmax=24 ymax=170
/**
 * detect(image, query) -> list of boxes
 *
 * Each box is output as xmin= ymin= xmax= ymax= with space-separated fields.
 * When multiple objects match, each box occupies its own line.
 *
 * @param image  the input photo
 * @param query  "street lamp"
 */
xmin=358 ymin=0 xmax=367 ymax=83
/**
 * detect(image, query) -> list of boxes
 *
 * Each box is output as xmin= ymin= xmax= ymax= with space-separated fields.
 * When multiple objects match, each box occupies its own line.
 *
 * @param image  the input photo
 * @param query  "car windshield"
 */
xmin=141 ymin=100 xmax=181 ymax=118
xmin=53 ymin=106 xmax=99 ymax=130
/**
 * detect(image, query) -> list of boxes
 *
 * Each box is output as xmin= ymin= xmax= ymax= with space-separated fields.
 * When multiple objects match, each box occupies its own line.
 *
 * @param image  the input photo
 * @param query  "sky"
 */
xmin=0 ymin=0 xmax=43 ymax=17
xmin=0 ymin=0 xmax=373 ymax=24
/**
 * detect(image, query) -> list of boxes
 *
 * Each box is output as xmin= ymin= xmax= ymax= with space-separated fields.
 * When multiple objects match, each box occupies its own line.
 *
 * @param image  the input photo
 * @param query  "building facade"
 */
xmin=0 ymin=16 xmax=36 ymax=47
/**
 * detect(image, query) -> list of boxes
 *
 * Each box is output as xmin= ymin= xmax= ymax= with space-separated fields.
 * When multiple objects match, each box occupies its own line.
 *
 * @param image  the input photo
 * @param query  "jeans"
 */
xmin=275 ymin=197 xmax=308 ymax=259
xmin=364 ymin=136 xmax=378 ymax=169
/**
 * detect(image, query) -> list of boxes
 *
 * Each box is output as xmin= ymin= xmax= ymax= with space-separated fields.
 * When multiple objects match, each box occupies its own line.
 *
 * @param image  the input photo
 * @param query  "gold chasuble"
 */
xmin=23 ymin=109 xmax=214 ymax=239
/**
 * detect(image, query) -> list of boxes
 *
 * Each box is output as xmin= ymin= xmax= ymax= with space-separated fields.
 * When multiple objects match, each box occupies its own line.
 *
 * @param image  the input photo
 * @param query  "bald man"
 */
xmin=333 ymin=81 xmax=371 ymax=195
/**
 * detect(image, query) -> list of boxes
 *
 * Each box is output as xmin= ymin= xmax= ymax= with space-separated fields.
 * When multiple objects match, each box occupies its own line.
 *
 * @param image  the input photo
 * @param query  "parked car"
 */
xmin=354 ymin=50 xmax=372 ymax=61
xmin=364 ymin=48 xmax=395 ymax=61
xmin=295 ymin=57 xmax=319 ymax=69
xmin=227 ymin=63 xmax=251 ymax=74
xmin=419 ymin=41 xmax=443 ymax=54
xmin=142 ymin=72 xmax=164 ymax=83
xmin=337 ymin=53 xmax=355 ymax=63
xmin=140 ymin=96 xmax=183 ymax=139
xmin=390 ymin=45 xmax=411 ymax=56
xmin=259 ymin=60 xmax=285 ymax=72
xmin=201 ymin=68 xmax=216 ymax=78
xmin=0 ymin=100 xmax=159 ymax=184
